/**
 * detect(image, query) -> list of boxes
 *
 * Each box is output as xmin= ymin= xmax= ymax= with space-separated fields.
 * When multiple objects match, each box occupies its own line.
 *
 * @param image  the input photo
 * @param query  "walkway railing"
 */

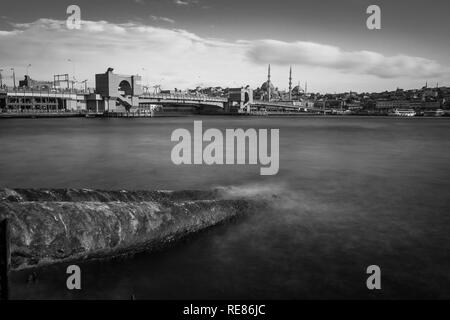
xmin=1 ymin=88 xmax=228 ymax=102
xmin=0 ymin=86 xmax=91 ymax=95
xmin=251 ymin=100 xmax=298 ymax=108
xmin=140 ymin=93 xmax=227 ymax=102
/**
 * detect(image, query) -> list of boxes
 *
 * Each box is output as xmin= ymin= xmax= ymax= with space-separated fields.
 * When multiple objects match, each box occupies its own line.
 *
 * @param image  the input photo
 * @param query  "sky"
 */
xmin=0 ymin=0 xmax=449 ymax=93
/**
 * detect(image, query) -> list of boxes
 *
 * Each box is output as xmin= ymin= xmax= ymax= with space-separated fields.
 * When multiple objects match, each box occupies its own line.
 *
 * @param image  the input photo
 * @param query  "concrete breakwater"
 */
xmin=0 ymin=188 xmax=261 ymax=270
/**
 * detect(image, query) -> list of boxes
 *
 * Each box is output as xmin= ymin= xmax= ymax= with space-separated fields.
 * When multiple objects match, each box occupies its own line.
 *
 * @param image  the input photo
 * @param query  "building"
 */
xmin=227 ymin=87 xmax=253 ymax=113
xmin=0 ymin=91 xmax=88 ymax=112
xmin=375 ymin=100 xmax=411 ymax=114
xmin=95 ymin=68 xmax=142 ymax=112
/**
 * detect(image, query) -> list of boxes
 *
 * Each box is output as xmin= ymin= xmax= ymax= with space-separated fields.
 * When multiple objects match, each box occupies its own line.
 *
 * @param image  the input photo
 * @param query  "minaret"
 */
xmin=305 ymin=81 xmax=308 ymax=96
xmin=267 ymin=64 xmax=271 ymax=101
xmin=288 ymin=66 xmax=292 ymax=101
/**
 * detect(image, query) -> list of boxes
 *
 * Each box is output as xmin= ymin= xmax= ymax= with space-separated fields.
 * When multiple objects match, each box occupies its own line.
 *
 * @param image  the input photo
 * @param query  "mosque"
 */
xmin=256 ymin=65 xmax=307 ymax=102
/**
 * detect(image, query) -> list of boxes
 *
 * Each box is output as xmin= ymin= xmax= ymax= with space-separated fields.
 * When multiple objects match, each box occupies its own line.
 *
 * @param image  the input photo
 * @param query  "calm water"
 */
xmin=1 ymin=116 xmax=450 ymax=299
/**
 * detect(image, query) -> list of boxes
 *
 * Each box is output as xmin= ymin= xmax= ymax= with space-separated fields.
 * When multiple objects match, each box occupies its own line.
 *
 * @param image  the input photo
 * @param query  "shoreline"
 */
xmin=1 ymin=112 xmax=449 ymax=119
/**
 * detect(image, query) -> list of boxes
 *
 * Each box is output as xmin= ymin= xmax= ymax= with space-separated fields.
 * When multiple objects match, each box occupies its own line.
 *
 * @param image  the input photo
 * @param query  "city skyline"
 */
xmin=0 ymin=0 xmax=449 ymax=92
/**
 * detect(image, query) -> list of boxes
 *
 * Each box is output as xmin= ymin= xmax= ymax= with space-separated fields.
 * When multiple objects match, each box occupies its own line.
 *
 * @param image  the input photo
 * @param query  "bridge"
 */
xmin=0 ymin=68 xmax=322 ymax=115
xmin=0 ymin=87 xmax=322 ymax=115
xmin=251 ymin=100 xmax=301 ymax=111
xmin=139 ymin=93 xmax=227 ymax=109
xmin=139 ymin=94 xmax=324 ymax=113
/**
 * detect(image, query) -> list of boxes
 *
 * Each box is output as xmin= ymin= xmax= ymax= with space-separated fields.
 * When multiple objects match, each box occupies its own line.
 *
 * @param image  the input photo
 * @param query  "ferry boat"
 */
xmin=393 ymin=108 xmax=416 ymax=117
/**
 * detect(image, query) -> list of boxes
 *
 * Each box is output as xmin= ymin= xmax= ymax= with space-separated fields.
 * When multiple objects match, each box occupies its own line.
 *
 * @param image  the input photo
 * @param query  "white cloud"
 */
xmin=246 ymin=40 xmax=448 ymax=79
xmin=0 ymin=18 xmax=448 ymax=92
xmin=0 ymin=19 xmax=245 ymax=89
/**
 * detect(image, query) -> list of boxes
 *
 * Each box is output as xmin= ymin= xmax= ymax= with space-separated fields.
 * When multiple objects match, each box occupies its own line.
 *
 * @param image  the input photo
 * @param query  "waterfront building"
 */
xmin=375 ymin=100 xmax=411 ymax=114
xmin=375 ymin=99 xmax=442 ymax=115
xmin=0 ymin=90 xmax=88 ymax=112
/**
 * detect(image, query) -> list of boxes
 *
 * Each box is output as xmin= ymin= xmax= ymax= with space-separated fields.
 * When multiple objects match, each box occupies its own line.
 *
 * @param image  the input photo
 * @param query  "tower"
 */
xmin=288 ymin=66 xmax=292 ymax=101
xmin=267 ymin=64 xmax=271 ymax=102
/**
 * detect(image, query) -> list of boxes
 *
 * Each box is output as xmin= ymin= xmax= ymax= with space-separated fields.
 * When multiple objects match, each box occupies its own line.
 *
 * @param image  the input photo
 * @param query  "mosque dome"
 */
xmin=261 ymin=80 xmax=275 ymax=92
xmin=292 ymin=85 xmax=304 ymax=94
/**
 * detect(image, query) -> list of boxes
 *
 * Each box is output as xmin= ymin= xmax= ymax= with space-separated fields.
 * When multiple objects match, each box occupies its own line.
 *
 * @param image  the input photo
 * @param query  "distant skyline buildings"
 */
xmin=0 ymin=60 xmax=446 ymax=95
xmin=0 ymin=0 xmax=449 ymax=92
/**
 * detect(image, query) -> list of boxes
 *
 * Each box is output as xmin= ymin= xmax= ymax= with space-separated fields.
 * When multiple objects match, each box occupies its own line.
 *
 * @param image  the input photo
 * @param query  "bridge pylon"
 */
xmin=227 ymin=87 xmax=253 ymax=113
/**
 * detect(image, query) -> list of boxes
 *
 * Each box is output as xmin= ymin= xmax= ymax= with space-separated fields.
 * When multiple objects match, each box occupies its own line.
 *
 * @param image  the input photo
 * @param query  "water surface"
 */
xmin=1 ymin=116 xmax=449 ymax=299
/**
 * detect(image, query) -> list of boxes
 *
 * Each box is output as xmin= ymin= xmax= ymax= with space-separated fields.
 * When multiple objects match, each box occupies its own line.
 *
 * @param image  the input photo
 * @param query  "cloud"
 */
xmin=174 ymin=0 xmax=198 ymax=6
xmin=246 ymin=40 xmax=448 ymax=79
xmin=0 ymin=19 xmax=245 ymax=89
xmin=0 ymin=18 xmax=447 ymax=92
xmin=149 ymin=15 xmax=175 ymax=24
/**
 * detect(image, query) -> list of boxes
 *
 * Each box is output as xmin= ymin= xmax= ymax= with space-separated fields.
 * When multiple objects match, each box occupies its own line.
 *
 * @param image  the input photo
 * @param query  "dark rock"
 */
xmin=0 ymin=188 xmax=264 ymax=270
